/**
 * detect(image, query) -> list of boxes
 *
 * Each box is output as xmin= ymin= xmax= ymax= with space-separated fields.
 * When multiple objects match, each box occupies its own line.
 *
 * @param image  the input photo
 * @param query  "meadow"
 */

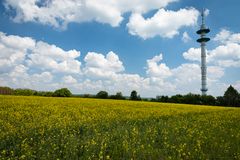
xmin=0 ymin=95 xmax=240 ymax=159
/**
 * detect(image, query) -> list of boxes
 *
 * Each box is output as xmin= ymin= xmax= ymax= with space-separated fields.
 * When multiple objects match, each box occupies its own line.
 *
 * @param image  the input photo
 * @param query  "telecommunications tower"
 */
xmin=197 ymin=10 xmax=210 ymax=96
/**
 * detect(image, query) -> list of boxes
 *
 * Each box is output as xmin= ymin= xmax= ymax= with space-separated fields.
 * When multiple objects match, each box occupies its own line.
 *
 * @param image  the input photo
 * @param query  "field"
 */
xmin=0 ymin=96 xmax=240 ymax=159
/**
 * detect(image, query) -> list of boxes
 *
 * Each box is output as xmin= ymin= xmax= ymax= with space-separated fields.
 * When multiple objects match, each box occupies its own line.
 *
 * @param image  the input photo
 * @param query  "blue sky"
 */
xmin=0 ymin=0 xmax=240 ymax=97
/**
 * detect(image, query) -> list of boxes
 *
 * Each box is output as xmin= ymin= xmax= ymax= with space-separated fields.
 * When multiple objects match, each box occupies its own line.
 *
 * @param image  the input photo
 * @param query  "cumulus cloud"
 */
xmin=183 ymin=45 xmax=240 ymax=68
xmin=146 ymin=54 xmax=172 ymax=78
xmin=83 ymin=51 xmax=124 ymax=79
xmin=1 ymin=63 xmax=54 ymax=90
xmin=145 ymin=53 xmax=225 ymax=95
xmin=210 ymin=29 xmax=240 ymax=67
xmin=127 ymin=8 xmax=199 ymax=39
xmin=62 ymin=75 xmax=77 ymax=84
xmin=0 ymin=32 xmax=235 ymax=97
xmin=213 ymin=29 xmax=240 ymax=44
xmin=0 ymin=32 xmax=82 ymax=91
xmin=0 ymin=32 xmax=184 ymax=96
xmin=208 ymin=66 xmax=224 ymax=80
xmin=178 ymin=29 xmax=240 ymax=94
xmin=233 ymin=81 xmax=240 ymax=91
xmin=170 ymin=63 xmax=224 ymax=95
xmin=204 ymin=9 xmax=210 ymax=16
xmin=32 ymin=72 xmax=53 ymax=83
xmin=3 ymin=0 xmax=202 ymax=40
xmin=182 ymin=31 xmax=192 ymax=43
xmin=0 ymin=32 xmax=35 ymax=73
xmin=170 ymin=63 xmax=201 ymax=93
xmin=183 ymin=30 xmax=240 ymax=67
xmin=209 ymin=43 xmax=240 ymax=67
xmin=145 ymin=55 xmax=208 ymax=95
xmin=27 ymin=41 xmax=81 ymax=73
xmin=4 ymin=0 xmax=177 ymax=29
xmin=0 ymin=32 xmax=81 ymax=75
xmin=183 ymin=48 xmax=202 ymax=62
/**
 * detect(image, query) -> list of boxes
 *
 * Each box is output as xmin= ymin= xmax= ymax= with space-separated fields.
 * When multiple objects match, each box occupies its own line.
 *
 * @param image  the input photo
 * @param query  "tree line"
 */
xmin=0 ymin=85 xmax=239 ymax=107
xmin=0 ymin=87 xmax=71 ymax=97
xmin=152 ymin=85 xmax=240 ymax=107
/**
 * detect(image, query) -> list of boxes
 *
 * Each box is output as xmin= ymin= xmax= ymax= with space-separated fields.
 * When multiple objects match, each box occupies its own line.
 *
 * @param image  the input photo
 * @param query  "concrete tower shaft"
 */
xmin=197 ymin=10 xmax=210 ymax=96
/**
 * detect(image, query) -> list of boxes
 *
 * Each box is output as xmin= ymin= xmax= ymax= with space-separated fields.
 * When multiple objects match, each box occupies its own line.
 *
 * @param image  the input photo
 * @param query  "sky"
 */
xmin=0 ymin=0 xmax=240 ymax=97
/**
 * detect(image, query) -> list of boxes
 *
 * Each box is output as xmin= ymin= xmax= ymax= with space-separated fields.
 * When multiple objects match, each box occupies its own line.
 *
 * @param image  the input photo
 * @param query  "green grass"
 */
xmin=0 ymin=95 xmax=240 ymax=159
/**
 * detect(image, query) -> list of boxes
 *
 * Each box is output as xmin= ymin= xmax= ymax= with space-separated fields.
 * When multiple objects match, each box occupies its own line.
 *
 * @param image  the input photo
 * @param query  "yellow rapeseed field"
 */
xmin=0 ymin=95 xmax=240 ymax=159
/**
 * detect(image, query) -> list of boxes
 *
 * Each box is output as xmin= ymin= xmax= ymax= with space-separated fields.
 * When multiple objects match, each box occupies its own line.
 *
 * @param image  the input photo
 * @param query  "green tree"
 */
xmin=182 ymin=93 xmax=201 ymax=104
xmin=96 ymin=91 xmax=108 ymax=99
xmin=115 ymin=92 xmax=125 ymax=100
xmin=201 ymin=95 xmax=216 ymax=105
xmin=216 ymin=96 xmax=225 ymax=106
xmin=0 ymin=86 xmax=14 ymax=95
xmin=156 ymin=96 xmax=169 ymax=102
xmin=223 ymin=85 xmax=239 ymax=107
xmin=14 ymin=89 xmax=35 ymax=96
xmin=43 ymin=91 xmax=54 ymax=97
xmin=53 ymin=88 xmax=72 ymax=97
xmin=130 ymin=90 xmax=137 ymax=100
xmin=130 ymin=90 xmax=141 ymax=100
xmin=170 ymin=94 xmax=184 ymax=103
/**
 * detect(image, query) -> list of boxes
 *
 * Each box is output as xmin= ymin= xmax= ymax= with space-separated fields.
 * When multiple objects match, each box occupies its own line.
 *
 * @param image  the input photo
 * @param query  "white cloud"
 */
xmin=0 ymin=32 xmax=236 ymax=97
xmin=172 ymin=63 xmax=200 ymax=82
xmin=209 ymin=30 xmax=240 ymax=67
xmin=170 ymin=63 xmax=225 ymax=95
xmin=170 ymin=63 xmax=201 ymax=93
xmin=1 ymin=64 xmax=53 ymax=90
xmin=63 ymin=75 xmax=77 ymax=84
xmin=183 ymin=30 xmax=240 ymax=68
xmin=145 ymin=53 xmax=226 ymax=95
xmin=0 ymin=32 xmax=35 ymax=50
xmin=127 ymin=8 xmax=199 ymax=39
xmin=0 ymin=32 xmax=81 ymax=74
xmin=0 ymin=32 xmax=35 ymax=73
xmin=183 ymin=48 xmax=202 ymax=62
xmin=27 ymin=41 xmax=81 ymax=73
xmin=84 ymin=51 xmax=124 ymax=79
xmin=184 ymin=45 xmax=240 ymax=67
xmin=204 ymin=9 xmax=210 ymax=16
xmin=209 ymin=43 xmax=240 ymax=67
xmin=182 ymin=31 xmax=192 ymax=43
xmin=233 ymin=81 xmax=240 ymax=91
xmin=3 ymin=0 xmax=202 ymax=41
xmin=4 ymin=0 xmax=177 ymax=29
xmin=213 ymin=29 xmax=240 ymax=44
xmin=0 ymin=32 xmax=82 ymax=92
xmin=9 ymin=64 xmax=28 ymax=78
xmin=146 ymin=54 xmax=172 ymax=78
xmin=32 ymin=72 xmax=53 ymax=83
xmin=208 ymin=66 xmax=224 ymax=80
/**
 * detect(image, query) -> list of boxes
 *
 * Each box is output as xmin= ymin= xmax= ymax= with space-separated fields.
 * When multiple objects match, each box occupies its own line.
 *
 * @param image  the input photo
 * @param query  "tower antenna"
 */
xmin=196 ymin=9 xmax=210 ymax=96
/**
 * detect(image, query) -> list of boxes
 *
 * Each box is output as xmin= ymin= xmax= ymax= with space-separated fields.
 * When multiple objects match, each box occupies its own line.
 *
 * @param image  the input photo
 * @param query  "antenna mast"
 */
xmin=196 ymin=9 xmax=210 ymax=96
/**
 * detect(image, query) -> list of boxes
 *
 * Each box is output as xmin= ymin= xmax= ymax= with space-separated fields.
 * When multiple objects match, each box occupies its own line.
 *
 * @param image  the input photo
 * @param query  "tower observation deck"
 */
xmin=196 ymin=10 xmax=210 ymax=96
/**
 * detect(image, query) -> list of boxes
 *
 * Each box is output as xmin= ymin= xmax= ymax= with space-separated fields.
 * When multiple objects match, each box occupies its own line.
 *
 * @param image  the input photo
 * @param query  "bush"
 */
xmin=115 ymin=92 xmax=125 ymax=99
xmin=201 ymin=95 xmax=216 ymax=105
xmin=96 ymin=91 xmax=108 ymax=99
xmin=110 ymin=92 xmax=125 ymax=100
xmin=182 ymin=93 xmax=201 ymax=104
xmin=34 ymin=91 xmax=53 ymax=97
xmin=14 ymin=89 xmax=35 ymax=96
xmin=156 ymin=96 xmax=169 ymax=103
xmin=169 ymin=94 xmax=183 ymax=103
xmin=53 ymin=88 xmax=72 ymax=97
